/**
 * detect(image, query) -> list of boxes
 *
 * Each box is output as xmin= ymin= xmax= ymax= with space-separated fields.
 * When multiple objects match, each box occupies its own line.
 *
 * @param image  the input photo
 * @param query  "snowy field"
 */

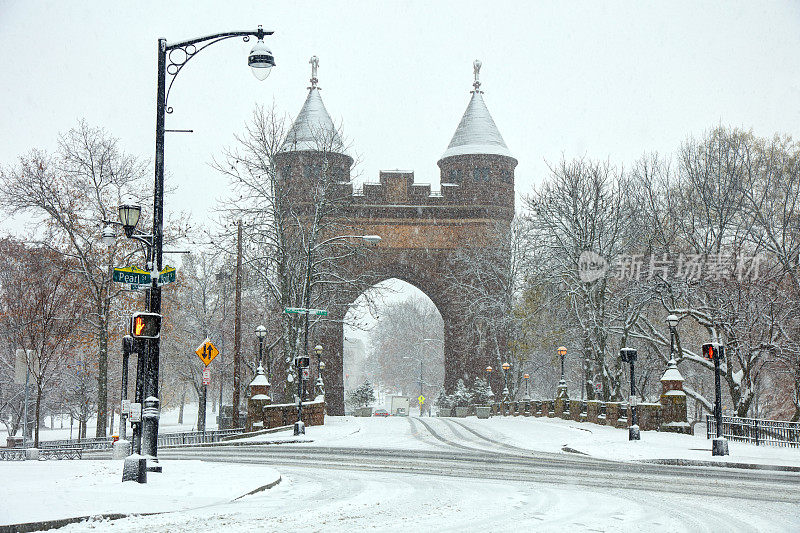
xmin=0 ymin=460 xmax=280 ymax=526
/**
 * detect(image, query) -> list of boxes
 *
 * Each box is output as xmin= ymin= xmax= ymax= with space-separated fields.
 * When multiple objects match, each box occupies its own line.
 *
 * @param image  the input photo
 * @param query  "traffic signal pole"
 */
xmin=712 ymin=344 xmax=728 ymax=456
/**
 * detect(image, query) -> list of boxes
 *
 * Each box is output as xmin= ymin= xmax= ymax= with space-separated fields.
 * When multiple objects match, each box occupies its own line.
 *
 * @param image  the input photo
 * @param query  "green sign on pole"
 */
xmin=283 ymin=307 xmax=328 ymax=316
xmin=113 ymin=266 xmax=151 ymax=285
xmin=158 ymin=266 xmax=177 ymax=286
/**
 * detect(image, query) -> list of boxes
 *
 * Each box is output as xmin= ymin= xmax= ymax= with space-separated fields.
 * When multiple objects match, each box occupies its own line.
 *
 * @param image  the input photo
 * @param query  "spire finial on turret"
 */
xmin=472 ymin=59 xmax=482 ymax=93
xmin=309 ymin=55 xmax=320 ymax=89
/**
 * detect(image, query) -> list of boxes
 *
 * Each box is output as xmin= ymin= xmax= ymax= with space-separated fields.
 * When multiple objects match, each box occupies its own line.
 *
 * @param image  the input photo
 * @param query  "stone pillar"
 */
xmin=659 ymin=358 xmax=690 ymax=434
xmin=246 ymin=364 xmax=271 ymax=432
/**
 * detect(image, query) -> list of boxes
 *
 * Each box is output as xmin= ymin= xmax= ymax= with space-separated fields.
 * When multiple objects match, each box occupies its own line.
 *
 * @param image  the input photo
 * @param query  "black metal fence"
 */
xmin=158 ymin=428 xmax=244 ymax=447
xmin=0 ymin=448 xmax=26 ymax=461
xmin=6 ymin=427 xmax=247 ymax=460
xmin=706 ymin=414 xmax=800 ymax=448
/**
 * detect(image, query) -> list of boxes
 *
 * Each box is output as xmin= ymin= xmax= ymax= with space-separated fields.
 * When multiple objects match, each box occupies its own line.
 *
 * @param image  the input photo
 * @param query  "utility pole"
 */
xmin=232 ymin=220 xmax=243 ymax=428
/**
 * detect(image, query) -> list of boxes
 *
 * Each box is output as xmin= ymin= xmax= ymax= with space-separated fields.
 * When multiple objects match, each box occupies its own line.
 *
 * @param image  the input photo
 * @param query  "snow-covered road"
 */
xmin=65 ymin=415 xmax=800 ymax=532
xmin=7 ymin=414 xmax=800 ymax=531
xmin=60 ymin=461 xmax=799 ymax=532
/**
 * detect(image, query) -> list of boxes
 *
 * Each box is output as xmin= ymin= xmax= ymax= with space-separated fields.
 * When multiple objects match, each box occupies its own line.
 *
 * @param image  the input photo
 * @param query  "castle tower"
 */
xmin=437 ymin=60 xmax=517 ymax=215
xmin=274 ymin=56 xmax=353 ymax=198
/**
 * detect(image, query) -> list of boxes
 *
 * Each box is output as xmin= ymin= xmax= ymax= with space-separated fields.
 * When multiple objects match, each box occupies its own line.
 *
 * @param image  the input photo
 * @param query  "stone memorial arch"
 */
xmin=276 ymin=60 xmax=517 ymax=415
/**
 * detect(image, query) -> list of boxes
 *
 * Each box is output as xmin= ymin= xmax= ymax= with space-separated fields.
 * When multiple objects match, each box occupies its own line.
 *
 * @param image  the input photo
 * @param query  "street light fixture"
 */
xmin=501 ymin=361 xmax=511 ymax=401
xmin=118 ymin=204 xmax=142 ymax=237
xmin=247 ymin=38 xmax=275 ymax=80
xmin=101 ymin=225 xmax=116 ymax=246
xmin=120 ymin=25 xmax=274 ymax=484
xmin=523 ymin=373 xmax=531 ymax=401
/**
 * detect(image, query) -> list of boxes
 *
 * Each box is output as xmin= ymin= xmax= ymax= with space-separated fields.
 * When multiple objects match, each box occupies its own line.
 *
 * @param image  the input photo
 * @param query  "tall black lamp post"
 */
xmin=485 ymin=366 xmax=495 ymax=404
xmin=501 ymin=362 xmax=511 ymax=402
xmin=256 ymin=325 xmax=267 ymax=365
xmin=523 ymin=373 xmax=531 ymax=401
xmin=556 ymin=346 xmax=568 ymax=399
xmin=114 ymin=28 xmax=274 ymax=482
xmin=667 ymin=314 xmax=679 ymax=360
xmin=620 ymin=347 xmax=640 ymax=441
xmin=314 ymin=344 xmax=324 ymax=396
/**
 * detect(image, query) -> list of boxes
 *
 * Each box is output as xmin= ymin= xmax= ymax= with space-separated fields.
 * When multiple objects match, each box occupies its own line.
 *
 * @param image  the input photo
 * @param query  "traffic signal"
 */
xmin=130 ymin=312 xmax=162 ymax=339
xmin=702 ymin=342 xmax=724 ymax=361
xmin=620 ymin=347 xmax=637 ymax=363
xmin=295 ymin=355 xmax=310 ymax=368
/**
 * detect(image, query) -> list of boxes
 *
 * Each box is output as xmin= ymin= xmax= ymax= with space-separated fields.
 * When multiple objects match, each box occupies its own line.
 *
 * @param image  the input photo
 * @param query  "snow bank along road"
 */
xmin=70 ymin=415 xmax=800 ymax=532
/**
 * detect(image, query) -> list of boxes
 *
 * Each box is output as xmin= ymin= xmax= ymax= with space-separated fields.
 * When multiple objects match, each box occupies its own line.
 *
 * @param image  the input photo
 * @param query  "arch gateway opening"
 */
xmin=281 ymin=60 xmax=516 ymax=414
xmin=344 ymin=279 xmax=444 ymax=414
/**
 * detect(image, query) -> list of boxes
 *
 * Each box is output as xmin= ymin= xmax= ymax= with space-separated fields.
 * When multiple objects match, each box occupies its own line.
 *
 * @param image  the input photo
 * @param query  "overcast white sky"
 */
xmin=2 ymin=1 xmax=798 ymax=347
xmin=2 ymin=1 xmax=799 ymax=234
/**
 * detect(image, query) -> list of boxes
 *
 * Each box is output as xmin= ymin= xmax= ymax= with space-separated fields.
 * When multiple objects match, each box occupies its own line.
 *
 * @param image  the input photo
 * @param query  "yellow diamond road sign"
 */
xmin=195 ymin=339 xmax=219 ymax=366
xmin=418 ymin=395 xmax=425 ymax=405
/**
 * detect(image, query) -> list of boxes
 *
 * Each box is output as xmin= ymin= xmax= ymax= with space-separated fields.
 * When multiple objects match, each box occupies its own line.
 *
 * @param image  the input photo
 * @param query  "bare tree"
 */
xmin=523 ymin=158 xmax=636 ymax=401
xmin=0 ymin=238 xmax=85 ymax=446
xmin=0 ymin=120 xmax=148 ymax=436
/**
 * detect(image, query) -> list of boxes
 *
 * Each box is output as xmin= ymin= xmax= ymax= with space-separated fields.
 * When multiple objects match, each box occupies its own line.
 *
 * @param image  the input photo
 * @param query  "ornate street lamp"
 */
xmin=480 ymin=364 xmax=491 ymax=402
xmin=501 ymin=361 xmax=511 ymax=401
xmin=118 ymin=204 xmax=142 ymax=238
xmin=666 ymin=314 xmax=679 ymax=361
xmin=314 ymin=344 xmax=324 ymax=395
xmin=523 ymin=373 xmax=531 ymax=401
xmin=556 ymin=346 xmax=568 ymax=400
xmin=255 ymin=325 xmax=267 ymax=365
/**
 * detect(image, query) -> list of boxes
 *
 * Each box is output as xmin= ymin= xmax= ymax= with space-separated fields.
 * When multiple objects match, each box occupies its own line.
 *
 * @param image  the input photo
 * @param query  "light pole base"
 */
xmin=628 ymin=425 xmax=640 ymax=441
xmin=293 ymin=421 xmax=305 ymax=436
xmin=712 ymin=437 xmax=729 ymax=456
xmin=122 ymin=455 xmax=147 ymax=484
xmin=112 ymin=439 xmax=131 ymax=460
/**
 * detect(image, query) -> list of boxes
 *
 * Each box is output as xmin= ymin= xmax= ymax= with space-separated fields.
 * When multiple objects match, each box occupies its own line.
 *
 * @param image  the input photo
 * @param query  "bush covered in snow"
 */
xmin=470 ymin=377 xmax=494 ymax=405
xmin=347 ymin=380 xmax=376 ymax=408
xmin=452 ymin=379 xmax=473 ymax=407
xmin=435 ymin=389 xmax=452 ymax=410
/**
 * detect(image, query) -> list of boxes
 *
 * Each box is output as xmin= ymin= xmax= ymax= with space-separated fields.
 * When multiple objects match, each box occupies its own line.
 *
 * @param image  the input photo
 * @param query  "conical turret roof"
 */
xmin=441 ymin=60 xmax=513 ymax=160
xmin=281 ymin=86 xmax=345 ymax=153
xmin=441 ymin=91 xmax=513 ymax=160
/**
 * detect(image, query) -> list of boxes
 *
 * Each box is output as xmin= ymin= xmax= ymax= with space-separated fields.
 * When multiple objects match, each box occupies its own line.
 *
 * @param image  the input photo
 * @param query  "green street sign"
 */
xmin=158 ymin=266 xmax=177 ymax=286
xmin=283 ymin=307 xmax=328 ymax=316
xmin=113 ymin=266 xmax=151 ymax=285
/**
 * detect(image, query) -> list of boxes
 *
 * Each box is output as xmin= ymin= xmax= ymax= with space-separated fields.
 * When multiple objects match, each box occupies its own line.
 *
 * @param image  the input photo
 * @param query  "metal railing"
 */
xmin=40 ymin=446 xmax=84 ymax=460
xmin=37 ymin=437 xmax=115 ymax=450
xmin=0 ymin=449 xmax=26 ymax=461
xmin=706 ymin=415 xmax=800 ymax=448
xmin=15 ymin=427 xmax=246 ymax=454
xmin=158 ymin=427 xmax=244 ymax=447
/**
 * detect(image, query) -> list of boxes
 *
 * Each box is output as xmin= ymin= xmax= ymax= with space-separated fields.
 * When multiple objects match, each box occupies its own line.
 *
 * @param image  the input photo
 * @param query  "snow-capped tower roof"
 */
xmin=440 ymin=60 xmax=514 ymax=160
xmin=281 ymin=55 xmax=346 ymax=154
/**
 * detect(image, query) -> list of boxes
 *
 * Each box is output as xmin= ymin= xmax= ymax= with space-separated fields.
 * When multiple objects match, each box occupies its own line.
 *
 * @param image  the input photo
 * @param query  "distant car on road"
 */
xmin=373 ymin=408 xmax=390 ymax=417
